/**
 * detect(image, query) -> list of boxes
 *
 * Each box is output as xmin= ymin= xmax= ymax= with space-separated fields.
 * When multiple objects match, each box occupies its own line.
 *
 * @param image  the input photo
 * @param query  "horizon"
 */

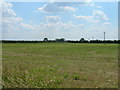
xmin=1 ymin=38 xmax=119 ymax=41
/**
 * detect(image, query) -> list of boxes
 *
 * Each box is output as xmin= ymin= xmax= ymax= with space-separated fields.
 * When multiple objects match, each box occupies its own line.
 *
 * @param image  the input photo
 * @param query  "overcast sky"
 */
xmin=1 ymin=0 xmax=118 ymax=40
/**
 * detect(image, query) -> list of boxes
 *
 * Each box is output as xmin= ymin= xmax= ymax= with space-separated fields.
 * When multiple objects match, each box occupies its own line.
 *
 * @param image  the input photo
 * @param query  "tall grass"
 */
xmin=2 ymin=43 xmax=118 ymax=88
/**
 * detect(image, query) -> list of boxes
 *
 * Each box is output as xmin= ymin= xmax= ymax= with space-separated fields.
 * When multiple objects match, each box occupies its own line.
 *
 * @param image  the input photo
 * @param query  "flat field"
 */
xmin=2 ymin=43 xmax=118 ymax=88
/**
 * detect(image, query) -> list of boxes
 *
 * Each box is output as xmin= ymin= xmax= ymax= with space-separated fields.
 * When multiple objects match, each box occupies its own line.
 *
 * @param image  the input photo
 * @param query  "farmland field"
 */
xmin=2 ymin=43 xmax=118 ymax=88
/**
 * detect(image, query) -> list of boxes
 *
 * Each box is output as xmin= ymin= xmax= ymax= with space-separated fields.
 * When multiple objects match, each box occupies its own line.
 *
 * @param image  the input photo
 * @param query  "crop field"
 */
xmin=2 ymin=43 xmax=118 ymax=88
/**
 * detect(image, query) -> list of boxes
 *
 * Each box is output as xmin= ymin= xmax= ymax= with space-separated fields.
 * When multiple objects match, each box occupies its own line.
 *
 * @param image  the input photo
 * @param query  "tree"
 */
xmin=43 ymin=38 xmax=48 ymax=42
xmin=60 ymin=38 xmax=65 ymax=42
xmin=55 ymin=38 xmax=65 ymax=42
xmin=80 ymin=38 xmax=85 ymax=43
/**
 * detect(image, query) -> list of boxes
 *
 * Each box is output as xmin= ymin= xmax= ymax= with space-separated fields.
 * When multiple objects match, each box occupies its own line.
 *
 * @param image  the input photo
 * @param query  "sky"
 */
xmin=1 ymin=0 xmax=118 ymax=40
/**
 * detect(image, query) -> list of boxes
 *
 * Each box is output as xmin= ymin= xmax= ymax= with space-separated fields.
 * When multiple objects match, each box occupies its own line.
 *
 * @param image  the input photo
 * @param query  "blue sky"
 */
xmin=2 ymin=1 xmax=118 ymax=40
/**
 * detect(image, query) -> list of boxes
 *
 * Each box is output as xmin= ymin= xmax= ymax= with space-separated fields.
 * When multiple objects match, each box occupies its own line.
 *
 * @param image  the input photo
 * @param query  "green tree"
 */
xmin=43 ymin=38 xmax=48 ymax=42
xmin=80 ymin=38 xmax=85 ymax=43
xmin=55 ymin=38 xmax=65 ymax=42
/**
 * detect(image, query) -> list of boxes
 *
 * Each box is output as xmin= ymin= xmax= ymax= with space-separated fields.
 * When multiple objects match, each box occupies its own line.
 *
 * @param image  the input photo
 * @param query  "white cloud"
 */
xmin=96 ymin=6 xmax=102 ymax=8
xmin=20 ymin=23 xmax=34 ymax=30
xmin=1 ymin=0 xmax=22 ymax=24
xmin=93 ymin=10 xmax=109 ymax=20
xmin=3 ymin=17 xmax=117 ymax=40
xmin=90 ymin=2 xmax=95 ymax=7
xmin=35 ymin=21 xmax=85 ymax=39
xmin=79 ymin=24 xmax=84 ymax=26
xmin=88 ymin=2 xmax=95 ymax=7
xmin=60 ymin=6 xmax=77 ymax=12
xmin=103 ymin=22 xmax=111 ymax=25
xmin=17 ymin=21 xmax=117 ymax=40
xmin=1 ymin=0 xmax=23 ymax=40
xmin=74 ymin=9 xmax=109 ymax=23
xmin=74 ymin=15 xmax=93 ymax=20
xmin=38 ymin=2 xmax=78 ymax=13
xmin=3 ymin=17 xmax=22 ymax=24
xmin=74 ymin=14 xmax=99 ymax=23
xmin=45 ymin=16 xmax=61 ymax=23
xmin=1 ymin=1 xmax=16 ymax=18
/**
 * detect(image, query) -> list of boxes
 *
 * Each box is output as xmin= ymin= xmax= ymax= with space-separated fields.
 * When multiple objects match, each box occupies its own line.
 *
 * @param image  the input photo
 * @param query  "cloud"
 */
xmin=74 ymin=9 xmax=109 ymax=23
xmin=87 ymin=2 xmax=95 ymax=7
xmin=45 ymin=16 xmax=61 ymax=23
xmin=3 ymin=17 xmax=23 ymax=24
xmin=12 ymin=21 xmax=117 ymax=40
xmin=38 ymin=2 xmax=78 ymax=13
xmin=1 ymin=1 xmax=16 ymax=18
xmin=93 ymin=10 xmax=109 ymax=20
xmin=60 ymin=6 xmax=77 ymax=12
xmin=20 ymin=23 xmax=34 ymax=30
xmin=23 ymin=21 xmax=86 ymax=40
xmin=103 ymin=22 xmax=111 ymax=25
xmin=1 ymin=0 xmax=23 ymax=39
xmin=74 ymin=15 xmax=93 ymax=20
xmin=1 ymin=0 xmax=22 ymax=24
xmin=73 ymin=14 xmax=99 ymax=23
xmin=38 ymin=2 xmax=100 ymax=14
xmin=96 ymin=6 xmax=102 ymax=8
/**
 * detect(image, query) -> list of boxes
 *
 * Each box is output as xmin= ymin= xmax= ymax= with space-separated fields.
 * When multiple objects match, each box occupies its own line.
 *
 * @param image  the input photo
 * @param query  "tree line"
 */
xmin=1 ymin=38 xmax=120 ymax=43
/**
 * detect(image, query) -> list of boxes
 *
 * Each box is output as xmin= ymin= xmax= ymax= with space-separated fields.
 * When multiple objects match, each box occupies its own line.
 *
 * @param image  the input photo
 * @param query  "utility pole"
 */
xmin=104 ymin=32 xmax=105 ymax=44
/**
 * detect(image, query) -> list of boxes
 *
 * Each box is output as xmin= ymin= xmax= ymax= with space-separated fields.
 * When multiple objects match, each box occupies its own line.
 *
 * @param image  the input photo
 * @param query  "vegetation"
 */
xmin=2 ymin=43 xmax=118 ymax=88
xmin=2 ymin=38 xmax=120 ymax=43
xmin=43 ymin=38 xmax=48 ymax=42
xmin=55 ymin=38 xmax=65 ymax=42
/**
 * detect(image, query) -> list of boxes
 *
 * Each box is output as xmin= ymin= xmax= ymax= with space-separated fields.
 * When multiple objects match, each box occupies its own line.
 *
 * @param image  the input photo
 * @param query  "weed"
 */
xmin=72 ymin=75 xmax=80 ymax=80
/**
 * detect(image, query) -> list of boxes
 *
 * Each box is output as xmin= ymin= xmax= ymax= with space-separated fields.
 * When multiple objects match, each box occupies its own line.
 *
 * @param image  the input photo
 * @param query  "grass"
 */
xmin=2 ymin=43 xmax=118 ymax=88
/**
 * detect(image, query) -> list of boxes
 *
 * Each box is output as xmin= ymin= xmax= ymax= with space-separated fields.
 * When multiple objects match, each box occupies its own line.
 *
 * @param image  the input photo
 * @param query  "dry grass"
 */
xmin=2 ymin=43 xmax=118 ymax=88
